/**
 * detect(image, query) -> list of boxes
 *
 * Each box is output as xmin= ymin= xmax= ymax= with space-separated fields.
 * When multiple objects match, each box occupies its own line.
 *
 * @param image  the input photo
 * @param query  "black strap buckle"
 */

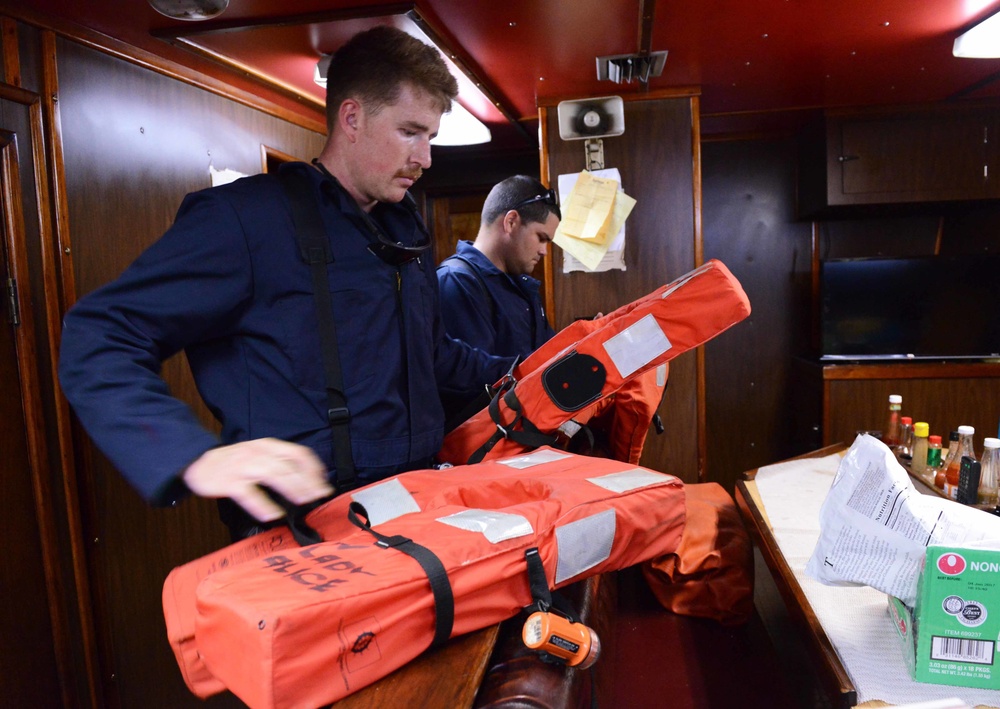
xmin=328 ymin=406 xmax=351 ymax=425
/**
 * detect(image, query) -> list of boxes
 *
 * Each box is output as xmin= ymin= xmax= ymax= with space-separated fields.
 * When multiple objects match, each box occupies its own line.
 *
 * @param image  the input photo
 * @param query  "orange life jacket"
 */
xmin=437 ymin=259 xmax=751 ymax=465
xmin=162 ymin=448 xmax=687 ymax=708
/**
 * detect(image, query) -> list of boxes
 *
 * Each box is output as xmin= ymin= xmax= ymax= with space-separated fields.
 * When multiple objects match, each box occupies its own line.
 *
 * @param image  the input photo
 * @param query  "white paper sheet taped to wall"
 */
xmin=805 ymin=434 xmax=1000 ymax=606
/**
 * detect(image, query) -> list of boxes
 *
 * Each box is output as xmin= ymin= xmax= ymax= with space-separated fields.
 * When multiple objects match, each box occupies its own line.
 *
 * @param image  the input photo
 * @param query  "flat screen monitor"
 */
xmin=820 ymin=255 xmax=1000 ymax=361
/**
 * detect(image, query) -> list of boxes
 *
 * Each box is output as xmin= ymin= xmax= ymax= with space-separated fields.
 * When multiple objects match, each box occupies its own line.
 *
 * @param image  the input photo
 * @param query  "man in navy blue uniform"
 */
xmin=58 ymin=26 xmax=512 ymax=537
xmin=437 ymin=175 xmax=560 ymax=360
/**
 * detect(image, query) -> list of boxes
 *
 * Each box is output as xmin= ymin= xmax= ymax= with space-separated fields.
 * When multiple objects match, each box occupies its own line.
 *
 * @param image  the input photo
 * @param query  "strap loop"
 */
xmin=347 ymin=502 xmax=455 ymax=648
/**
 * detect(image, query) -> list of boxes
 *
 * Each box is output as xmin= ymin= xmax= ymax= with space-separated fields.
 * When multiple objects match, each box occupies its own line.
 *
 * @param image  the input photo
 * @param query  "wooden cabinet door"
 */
xmin=830 ymin=112 xmax=989 ymax=204
xmin=829 ymin=109 xmax=992 ymax=205
xmin=0 ymin=108 xmax=64 ymax=709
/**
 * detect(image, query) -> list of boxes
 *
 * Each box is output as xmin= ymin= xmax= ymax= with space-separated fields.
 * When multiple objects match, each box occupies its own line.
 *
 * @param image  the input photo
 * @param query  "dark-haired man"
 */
xmin=59 ymin=26 xmax=511 ymax=538
xmin=437 ymin=175 xmax=560 ymax=360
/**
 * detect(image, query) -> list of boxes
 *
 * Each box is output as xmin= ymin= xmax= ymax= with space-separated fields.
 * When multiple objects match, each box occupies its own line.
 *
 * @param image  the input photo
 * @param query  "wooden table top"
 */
xmin=737 ymin=443 xmax=999 ymax=709
xmin=332 ymin=623 xmax=500 ymax=708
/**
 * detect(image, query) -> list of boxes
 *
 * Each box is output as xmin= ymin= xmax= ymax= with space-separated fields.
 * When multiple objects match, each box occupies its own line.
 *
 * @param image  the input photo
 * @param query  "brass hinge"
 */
xmin=6 ymin=277 xmax=20 ymax=326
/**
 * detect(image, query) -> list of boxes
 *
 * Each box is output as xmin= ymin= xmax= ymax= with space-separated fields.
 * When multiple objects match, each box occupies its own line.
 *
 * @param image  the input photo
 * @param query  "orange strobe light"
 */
xmin=521 ymin=610 xmax=601 ymax=669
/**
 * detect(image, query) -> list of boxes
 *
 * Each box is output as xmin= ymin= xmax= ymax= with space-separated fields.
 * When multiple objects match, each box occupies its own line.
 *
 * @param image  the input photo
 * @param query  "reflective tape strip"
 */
xmin=656 ymin=363 xmax=667 ymax=387
xmin=602 ymin=313 xmax=672 ymax=378
xmin=558 ymin=420 xmax=583 ymax=438
xmin=660 ymin=261 xmax=713 ymax=300
xmin=498 ymin=449 xmax=573 ymax=469
xmin=588 ymin=468 xmax=672 ymax=494
xmin=436 ymin=509 xmax=534 ymax=543
xmin=351 ymin=478 xmax=420 ymax=526
xmin=555 ymin=509 xmax=616 ymax=584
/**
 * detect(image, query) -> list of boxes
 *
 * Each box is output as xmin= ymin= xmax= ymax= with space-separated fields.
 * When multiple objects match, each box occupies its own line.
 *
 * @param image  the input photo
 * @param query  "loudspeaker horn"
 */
xmin=556 ymin=96 xmax=625 ymax=141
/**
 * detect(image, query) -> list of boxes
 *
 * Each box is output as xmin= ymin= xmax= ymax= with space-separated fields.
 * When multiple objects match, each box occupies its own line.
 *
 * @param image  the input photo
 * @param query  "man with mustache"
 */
xmin=58 ymin=26 xmax=512 ymax=539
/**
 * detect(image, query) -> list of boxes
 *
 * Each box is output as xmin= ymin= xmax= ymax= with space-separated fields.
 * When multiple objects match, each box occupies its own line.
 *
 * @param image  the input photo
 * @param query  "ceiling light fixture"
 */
xmin=313 ymin=21 xmax=492 ymax=146
xmin=431 ymin=101 xmax=492 ymax=146
xmin=953 ymin=10 xmax=1000 ymax=58
xmin=148 ymin=0 xmax=229 ymax=21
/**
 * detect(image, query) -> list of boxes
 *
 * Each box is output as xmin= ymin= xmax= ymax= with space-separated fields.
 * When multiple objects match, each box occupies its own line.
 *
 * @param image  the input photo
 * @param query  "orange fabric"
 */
xmin=599 ymin=366 xmax=667 ymax=464
xmin=438 ymin=259 xmax=750 ymax=466
xmin=641 ymin=483 xmax=754 ymax=626
xmin=163 ymin=449 xmax=687 ymax=708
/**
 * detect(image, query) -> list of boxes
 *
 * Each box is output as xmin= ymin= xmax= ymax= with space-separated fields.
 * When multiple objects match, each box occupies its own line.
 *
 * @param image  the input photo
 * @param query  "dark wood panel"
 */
xmin=823 ymin=369 xmax=1000 ymax=449
xmin=701 ymin=138 xmax=814 ymax=492
xmin=56 ymin=38 xmax=326 ymax=708
xmin=544 ymin=97 xmax=698 ymax=481
xmin=0 ymin=119 xmax=63 ymax=709
xmin=838 ymin=111 xmax=991 ymax=200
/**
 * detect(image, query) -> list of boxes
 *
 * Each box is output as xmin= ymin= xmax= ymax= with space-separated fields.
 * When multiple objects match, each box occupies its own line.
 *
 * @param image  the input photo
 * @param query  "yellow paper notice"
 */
xmin=554 ymin=182 xmax=636 ymax=271
xmin=560 ymin=171 xmax=619 ymax=245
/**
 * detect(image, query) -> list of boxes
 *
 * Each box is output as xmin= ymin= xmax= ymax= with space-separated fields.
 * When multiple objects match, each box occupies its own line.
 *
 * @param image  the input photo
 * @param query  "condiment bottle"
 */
xmin=883 ymin=394 xmax=902 ymax=448
xmin=911 ymin=422 xmax=929 ymax=478
xmin=936 ymin=430 xmax=960 ymax=490
xmin=943 ymin=425 xmax=976 ymax=501
xmin=926 ymin=434 xmax=943 ymax=483
xmin=980 ymin=438 xmax=1000 ymax=508
xmin=898 ymin=416 xmax=914 ymax=463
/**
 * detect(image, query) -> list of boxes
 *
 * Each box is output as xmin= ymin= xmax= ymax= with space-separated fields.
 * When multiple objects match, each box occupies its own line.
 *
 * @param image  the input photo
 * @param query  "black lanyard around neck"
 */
xmin=311 ymin=159 xmax=430 ymax=266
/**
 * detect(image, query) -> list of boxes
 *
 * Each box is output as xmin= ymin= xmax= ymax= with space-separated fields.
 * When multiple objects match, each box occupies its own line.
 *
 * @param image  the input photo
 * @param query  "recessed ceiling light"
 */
xmin=148 ymin=0 xmax=229 ymax=21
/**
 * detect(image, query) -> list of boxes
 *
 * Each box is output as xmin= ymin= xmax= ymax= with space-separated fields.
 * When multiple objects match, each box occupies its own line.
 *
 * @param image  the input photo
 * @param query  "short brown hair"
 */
xmin=325 ymin=25 xmax=459 ymax=131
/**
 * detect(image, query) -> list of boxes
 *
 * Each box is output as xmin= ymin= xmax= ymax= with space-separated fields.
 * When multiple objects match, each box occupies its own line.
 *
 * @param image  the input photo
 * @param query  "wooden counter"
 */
xmin=736 ymin=443 xmax=857 ymax=708
xmin=737 ymin=443 xmax=1000 ymax=709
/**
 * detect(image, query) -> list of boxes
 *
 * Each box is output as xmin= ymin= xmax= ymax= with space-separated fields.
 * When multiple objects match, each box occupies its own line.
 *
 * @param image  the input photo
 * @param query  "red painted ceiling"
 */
xmin=10 ymin=0 xmax=1000 ymax=150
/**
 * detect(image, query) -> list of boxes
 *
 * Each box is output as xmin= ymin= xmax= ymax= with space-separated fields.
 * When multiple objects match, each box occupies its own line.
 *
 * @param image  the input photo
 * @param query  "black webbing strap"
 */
xmin=347 ymin=501 xmax=454 ymax=648
xmin=525 ymin=549 xmax=596 ymax=703
xmin=467 ymin=385 xmax=559 ymax=464
xmin=524 ymin=547 xmax=582 ymax=622
xmin=524 ymin=547 xmax=552 ymax=611
xmin=279 ymin=169 xmax=357 ymax=492
xmin=652 ymin=377 xmax=670 ymax=435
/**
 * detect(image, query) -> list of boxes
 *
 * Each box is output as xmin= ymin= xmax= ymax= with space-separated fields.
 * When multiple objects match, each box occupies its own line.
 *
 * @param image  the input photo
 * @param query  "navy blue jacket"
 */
xmin=437 ymin=240 xmax=555 ymax=359
xmin=58 ymin=163 xmax=512 ymax=504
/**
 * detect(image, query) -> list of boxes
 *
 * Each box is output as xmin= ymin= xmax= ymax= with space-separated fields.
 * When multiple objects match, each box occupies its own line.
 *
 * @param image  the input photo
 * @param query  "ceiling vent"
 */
xmin=596 ymin=51 xmax=668 ymax=84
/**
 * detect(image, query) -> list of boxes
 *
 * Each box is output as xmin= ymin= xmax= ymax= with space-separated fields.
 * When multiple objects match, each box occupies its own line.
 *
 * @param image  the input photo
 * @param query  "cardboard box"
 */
xmin=889 ymin=546 xmax=1000 ymax=690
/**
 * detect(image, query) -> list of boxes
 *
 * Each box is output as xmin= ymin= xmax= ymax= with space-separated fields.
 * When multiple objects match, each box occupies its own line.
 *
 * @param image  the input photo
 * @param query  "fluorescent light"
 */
xmin=314 ymin=57 xmax=491 ymax=145
xmin=953 ymin=10 xmax=1000 ymax=58
xmin=313 ymin=19 xmax=493 ymax=146
xmin=431 ymin=100 xmax=491 ymax=146
xmin=313 ymin=54 xmax=331 ymax=87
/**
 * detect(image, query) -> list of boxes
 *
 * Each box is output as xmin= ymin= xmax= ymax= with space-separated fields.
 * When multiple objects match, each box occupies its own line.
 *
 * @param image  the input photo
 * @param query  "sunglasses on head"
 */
xmin=514 ymin=188 xmax=560 ymax=215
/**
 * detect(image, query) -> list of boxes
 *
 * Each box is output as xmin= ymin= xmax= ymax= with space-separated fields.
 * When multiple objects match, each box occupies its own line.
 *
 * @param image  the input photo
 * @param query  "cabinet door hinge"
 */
xmin=6 ymin=277 xmax=20 ymax=326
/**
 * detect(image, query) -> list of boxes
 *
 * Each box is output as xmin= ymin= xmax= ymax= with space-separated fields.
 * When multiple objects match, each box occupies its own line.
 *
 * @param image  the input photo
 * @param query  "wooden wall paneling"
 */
xmin=691 ymin=95 xmax=706 ymax=479
xmin=543 ymin=94 xmax=699 ymax=482
xmin=55 ymin=38 xmax=325 ymax=707
xmin=39 ymin=27 xmax=101 ymax=707
xmin=428 ymin=193 xmax=487 ymax=265
xmin=1 ymin=16 xmax=18 ymax=86
xmin=1 ymin=5 xmax=325 ymax=134
xmin=0 ymin=91 xmax=65 ymax=708
xmin=260 ymin=142 xmax=307 ymax=174
xmin=701 ymin=138 xmax=814 ymax=492
xmin=818 ymin=363 xmax=1000 ymax=449
xmin=539 ymin=105 xmax=555 ymax=324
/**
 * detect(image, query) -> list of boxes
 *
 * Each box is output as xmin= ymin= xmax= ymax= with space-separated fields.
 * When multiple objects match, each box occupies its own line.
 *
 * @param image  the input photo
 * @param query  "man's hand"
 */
xmin=183 ymin=438 xmax=335 ymax=522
